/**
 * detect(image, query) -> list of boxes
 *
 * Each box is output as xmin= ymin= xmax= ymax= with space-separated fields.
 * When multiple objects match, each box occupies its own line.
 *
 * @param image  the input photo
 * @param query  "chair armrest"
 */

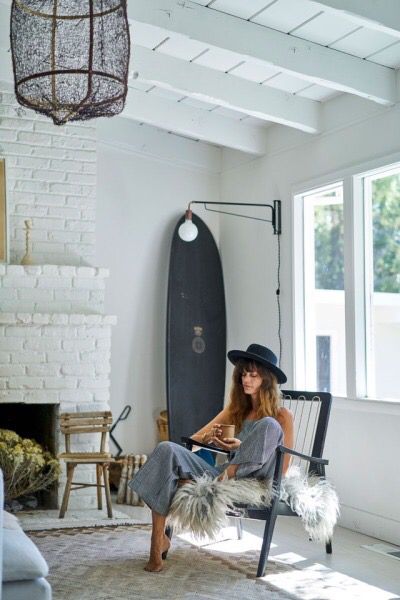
xmin=181 ymin=437 xmax=230 ymax=456
xmin=278 ymin=445 xmax=329 ymax=465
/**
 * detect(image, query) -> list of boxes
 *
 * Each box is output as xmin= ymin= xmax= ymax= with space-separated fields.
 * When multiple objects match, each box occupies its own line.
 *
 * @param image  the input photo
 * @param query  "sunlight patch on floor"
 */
xmin=262 ymin=562 xmax=399 ymax=600
xmin=271 ymin=551 xmax=310 ymax=565
xmin=178 ymin=527 xmax=277 ymax=554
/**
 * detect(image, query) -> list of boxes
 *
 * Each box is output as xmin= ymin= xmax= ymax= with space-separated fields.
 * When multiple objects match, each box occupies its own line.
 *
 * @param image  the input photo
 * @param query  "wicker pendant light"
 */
xmin=11 ymin=0 xmax=130 ymax=125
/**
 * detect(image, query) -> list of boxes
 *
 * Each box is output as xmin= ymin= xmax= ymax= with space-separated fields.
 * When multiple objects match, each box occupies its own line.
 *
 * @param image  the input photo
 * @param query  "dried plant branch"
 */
xmin=0 ymin=429 xmax=60 ymax=503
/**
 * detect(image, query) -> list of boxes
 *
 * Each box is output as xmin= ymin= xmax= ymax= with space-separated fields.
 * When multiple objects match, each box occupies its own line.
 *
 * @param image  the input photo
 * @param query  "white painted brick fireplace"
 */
xmin=0 ymin=83 xmax=115 ymax=509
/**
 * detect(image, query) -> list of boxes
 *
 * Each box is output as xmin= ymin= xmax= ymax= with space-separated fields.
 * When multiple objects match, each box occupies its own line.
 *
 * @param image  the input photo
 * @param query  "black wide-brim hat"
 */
xmin=227 ymin=343 xmax=287 ymax=384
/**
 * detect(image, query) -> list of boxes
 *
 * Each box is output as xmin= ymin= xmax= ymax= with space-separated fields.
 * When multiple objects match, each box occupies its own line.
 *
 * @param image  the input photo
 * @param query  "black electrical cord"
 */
xmin=276 ymin=233 xmax=282 ymax=367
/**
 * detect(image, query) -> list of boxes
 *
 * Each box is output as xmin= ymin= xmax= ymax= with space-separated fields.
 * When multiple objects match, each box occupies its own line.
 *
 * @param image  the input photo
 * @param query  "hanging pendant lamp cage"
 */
xmin=11 ymin=0 xmax=130 ymax=125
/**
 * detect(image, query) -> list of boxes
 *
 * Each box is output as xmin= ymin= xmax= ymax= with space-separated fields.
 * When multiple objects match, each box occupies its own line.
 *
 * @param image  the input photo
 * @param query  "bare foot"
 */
xmin=144 ymin=534 xmax=171 ymax=572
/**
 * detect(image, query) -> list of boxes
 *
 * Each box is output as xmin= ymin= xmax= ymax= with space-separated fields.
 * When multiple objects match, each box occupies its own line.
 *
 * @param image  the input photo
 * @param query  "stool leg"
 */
xmin=59 ymin=463 xmax=75 ymax=518
xmin=96 ymin=464 xmax=103 ymax=510
xmin=102 ymin=463 xmax=113 ymax=518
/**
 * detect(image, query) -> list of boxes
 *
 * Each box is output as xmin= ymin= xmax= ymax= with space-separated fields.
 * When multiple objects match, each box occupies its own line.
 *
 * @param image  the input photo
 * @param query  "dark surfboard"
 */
xmin=166 ymin=214 xmax=226 ymax=444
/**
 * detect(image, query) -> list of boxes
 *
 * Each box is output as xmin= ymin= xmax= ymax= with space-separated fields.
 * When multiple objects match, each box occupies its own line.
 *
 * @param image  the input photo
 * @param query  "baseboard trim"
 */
xmin=339 ymin=504 xmax=400 ymax=546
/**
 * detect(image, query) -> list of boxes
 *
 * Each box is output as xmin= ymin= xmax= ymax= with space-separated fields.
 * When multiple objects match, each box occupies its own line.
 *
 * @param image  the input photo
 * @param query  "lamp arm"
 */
xmin=188 ymin=200 xmax=281 ymax=235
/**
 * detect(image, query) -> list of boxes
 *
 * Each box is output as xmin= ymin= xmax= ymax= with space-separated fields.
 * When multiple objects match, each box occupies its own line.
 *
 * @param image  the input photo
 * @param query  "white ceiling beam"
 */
xmin=309 ymin=0 xmax=400 ymax=38
xmin=123 ymin=88 xmax=269 ymax=155
xmin=132 ymin=46 xmax=320 ymax=134
xmin=128 ymin=0 xmax=397 ymax=106
xmin=98 ymin=118 xmax=222 ymax=174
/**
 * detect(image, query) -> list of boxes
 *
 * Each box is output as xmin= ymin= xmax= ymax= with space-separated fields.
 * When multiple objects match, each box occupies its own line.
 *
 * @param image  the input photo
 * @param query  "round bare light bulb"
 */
xmin=178 ymin=210 xmax=198 ymax=242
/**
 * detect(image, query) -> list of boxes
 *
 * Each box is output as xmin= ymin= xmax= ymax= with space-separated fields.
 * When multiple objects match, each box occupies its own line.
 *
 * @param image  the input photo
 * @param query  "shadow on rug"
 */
xmin=30 ymin=524 xmax=295 ymax=600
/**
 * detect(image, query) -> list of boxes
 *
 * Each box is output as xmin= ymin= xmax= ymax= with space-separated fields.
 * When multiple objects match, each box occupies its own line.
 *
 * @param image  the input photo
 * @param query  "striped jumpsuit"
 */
xmin=128 ymin=416 xmax=283 ymax=516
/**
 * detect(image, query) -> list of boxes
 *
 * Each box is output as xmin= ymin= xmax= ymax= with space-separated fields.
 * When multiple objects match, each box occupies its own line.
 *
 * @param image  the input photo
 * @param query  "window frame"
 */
xmin=292 ymin=151 xmax=400 ymax=404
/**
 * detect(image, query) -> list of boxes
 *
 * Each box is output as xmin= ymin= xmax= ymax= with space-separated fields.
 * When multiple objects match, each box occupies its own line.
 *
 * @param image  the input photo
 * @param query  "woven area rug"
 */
xmin=30 ymin=524 xmax=399 ymax=600
xmin=18 ymin=507 xmax=141 ymax=531
xmin=30 ymin=524 xmax=296 ymax=600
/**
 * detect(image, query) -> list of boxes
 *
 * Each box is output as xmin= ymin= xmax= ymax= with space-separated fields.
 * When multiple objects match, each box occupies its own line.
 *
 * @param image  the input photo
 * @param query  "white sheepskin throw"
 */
xmin=280 ymin=466 xmax=340 ymax=543
xmin=168 ymin=466 xmax=339 ymax=543
xmin=168 ymin=475 xmax=273 ymax=540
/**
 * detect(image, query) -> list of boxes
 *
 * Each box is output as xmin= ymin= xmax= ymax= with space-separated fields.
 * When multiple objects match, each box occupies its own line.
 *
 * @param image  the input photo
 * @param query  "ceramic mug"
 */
xmin=219 ymin=424 xmax=235 ymax=439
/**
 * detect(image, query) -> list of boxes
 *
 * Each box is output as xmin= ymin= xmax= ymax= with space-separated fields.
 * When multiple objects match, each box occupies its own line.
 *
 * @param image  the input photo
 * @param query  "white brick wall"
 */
xmin=0 ymin=85 xmax=116 ymax=508
xmin=0 ymin=314 xmax=115 ymax=412
xmin=0 ymin=85 xmax=96 ymax=265
xmin=0 ymin=313 xmax=115 ymax=509
xmin=0 ymin=264 xmax=107 ymax=313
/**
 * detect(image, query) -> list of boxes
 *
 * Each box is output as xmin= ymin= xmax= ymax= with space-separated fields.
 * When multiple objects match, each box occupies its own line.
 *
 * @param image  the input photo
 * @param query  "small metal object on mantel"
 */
xmin=110 ymin=405 xmax=132 ymax=458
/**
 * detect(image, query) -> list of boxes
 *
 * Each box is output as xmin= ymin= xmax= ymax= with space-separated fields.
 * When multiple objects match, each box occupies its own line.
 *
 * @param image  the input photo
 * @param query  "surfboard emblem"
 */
xmin=192 ymin=326 xmax=205 ymax=354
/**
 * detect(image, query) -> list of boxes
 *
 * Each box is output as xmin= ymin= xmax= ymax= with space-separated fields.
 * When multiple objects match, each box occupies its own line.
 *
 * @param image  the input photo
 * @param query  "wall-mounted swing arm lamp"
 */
xmin=178 ymin=200 xmax=282 ymax=242
xmin=178 ymin=199 xmax=283 ymax=365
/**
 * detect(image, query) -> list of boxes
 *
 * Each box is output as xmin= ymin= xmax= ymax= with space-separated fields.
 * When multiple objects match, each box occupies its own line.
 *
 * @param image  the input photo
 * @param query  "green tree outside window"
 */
xmin=372 ymin=174 xmax=400 ymax=293
xmin=314 ymin=174 xmax=400 ymax=293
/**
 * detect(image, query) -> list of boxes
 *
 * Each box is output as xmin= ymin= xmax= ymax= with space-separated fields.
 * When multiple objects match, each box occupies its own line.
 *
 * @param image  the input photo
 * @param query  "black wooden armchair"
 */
xmin=177 ymin=390 xmax=333 ymax=578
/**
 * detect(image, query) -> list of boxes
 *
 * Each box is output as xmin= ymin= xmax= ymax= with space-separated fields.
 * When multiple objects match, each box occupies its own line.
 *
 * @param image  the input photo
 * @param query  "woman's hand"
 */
xmin=200 ymin=425 xmax=241 ymax=451
xmin=200 ymin=424 xmax=223 ymax=444
xmin=209 ymin=436 xmax=241 ymax=452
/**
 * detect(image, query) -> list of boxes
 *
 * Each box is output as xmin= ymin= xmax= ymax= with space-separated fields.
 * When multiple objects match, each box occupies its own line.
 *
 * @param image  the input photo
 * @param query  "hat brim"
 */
xmin=227 ymin=350 xmax=287 ymax=384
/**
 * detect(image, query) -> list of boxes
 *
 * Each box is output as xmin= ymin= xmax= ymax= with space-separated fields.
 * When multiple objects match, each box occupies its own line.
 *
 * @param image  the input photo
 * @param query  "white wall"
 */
xmin=219 ymin=96 xmax=400 ymax=544
xmin=96 ymin=118 xmax=220 ymax=456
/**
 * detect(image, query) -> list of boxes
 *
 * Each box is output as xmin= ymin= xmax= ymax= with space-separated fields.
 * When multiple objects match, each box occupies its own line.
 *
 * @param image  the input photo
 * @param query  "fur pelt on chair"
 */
xmin=168 ymin=466 xmax=339 ymax=543
xmin=279 ymin=466 xmax=340 ymax=542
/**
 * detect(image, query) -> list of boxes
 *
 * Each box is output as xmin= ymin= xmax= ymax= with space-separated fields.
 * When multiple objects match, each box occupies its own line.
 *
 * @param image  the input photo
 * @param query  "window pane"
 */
xmin=303 ymin=184 xmax=346 ymax=396
xmin=365 ymin=170 xmax=400 ymax=399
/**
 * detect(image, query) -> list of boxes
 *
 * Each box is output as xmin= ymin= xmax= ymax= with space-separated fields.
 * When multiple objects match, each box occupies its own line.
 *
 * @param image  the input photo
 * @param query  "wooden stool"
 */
xmin=58 ymin=411 xmax=115 ymax=518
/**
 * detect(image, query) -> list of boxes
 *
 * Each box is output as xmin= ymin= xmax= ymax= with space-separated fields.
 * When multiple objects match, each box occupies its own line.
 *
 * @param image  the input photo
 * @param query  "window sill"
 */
xmin=332 ymin=395 xmax=400 ymax=415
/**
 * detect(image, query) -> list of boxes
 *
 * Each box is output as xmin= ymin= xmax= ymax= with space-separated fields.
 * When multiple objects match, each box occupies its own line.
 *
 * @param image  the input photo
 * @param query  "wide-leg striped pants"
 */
xmin=128 ymin=416 xmax=283 ymax=516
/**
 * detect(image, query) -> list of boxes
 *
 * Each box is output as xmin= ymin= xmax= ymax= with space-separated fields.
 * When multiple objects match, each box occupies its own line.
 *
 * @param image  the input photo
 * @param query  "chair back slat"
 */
xmin=299 ymin=397 xmax=314 ymax=455
xmin=59 ymin=411 xmax=113 ymax=453
xmin=60 ymin=412 xmax=112 ymax=435
xmin=281 ymin=390 xmax=332 ymax=474
xmin=61 ymin=411 xmax=112 ymax=419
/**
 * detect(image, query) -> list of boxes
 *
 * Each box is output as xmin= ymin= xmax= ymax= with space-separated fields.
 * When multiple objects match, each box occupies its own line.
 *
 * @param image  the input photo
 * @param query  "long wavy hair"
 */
xmin=226 ymin=359 xmax=282 ymax=434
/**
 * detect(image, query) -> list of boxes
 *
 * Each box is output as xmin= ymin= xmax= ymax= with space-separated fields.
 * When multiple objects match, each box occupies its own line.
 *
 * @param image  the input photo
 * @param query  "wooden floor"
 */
xmin=118 ymin=501 xmax=400 ymax=598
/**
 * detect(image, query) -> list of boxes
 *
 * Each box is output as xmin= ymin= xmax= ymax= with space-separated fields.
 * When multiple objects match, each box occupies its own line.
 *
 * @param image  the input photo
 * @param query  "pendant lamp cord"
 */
xmin=276 ymin=233 xmax=282 ymax=366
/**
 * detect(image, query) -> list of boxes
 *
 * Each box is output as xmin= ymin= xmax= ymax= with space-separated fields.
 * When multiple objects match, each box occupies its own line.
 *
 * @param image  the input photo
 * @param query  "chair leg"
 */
xmin=163 ymin=525 xmax=173 ymax=560
xmin=96 ymin=464 xmax=103 ymax=510
xmin=102 ymin=463 xmax=113 ymax=518
xmin=326 ymin=539 xmax=332 ymax=554
xmin=257 ymin=512 xmax=277 ymax=578
xmin=59 ymin=463 xmax=75 ymax=518
xmin=236 ymin=518 xmax=243 ymax=540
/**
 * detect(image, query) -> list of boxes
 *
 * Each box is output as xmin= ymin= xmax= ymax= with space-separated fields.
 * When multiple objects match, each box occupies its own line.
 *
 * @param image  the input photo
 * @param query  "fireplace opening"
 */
xmin=0 ymin=403 xmax=59 ymax=509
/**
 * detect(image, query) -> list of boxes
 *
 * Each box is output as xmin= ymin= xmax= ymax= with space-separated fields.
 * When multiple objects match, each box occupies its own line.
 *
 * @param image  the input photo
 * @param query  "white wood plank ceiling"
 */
xmin=0 ymin=0 xmax=399 ymax=154
xmin=126 ymin=0 xmax=400 ymax=153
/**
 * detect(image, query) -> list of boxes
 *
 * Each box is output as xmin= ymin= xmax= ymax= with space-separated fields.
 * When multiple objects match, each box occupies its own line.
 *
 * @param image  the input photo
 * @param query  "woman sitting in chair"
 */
xmin=129 ymin=343 xmax=294 ymax=572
